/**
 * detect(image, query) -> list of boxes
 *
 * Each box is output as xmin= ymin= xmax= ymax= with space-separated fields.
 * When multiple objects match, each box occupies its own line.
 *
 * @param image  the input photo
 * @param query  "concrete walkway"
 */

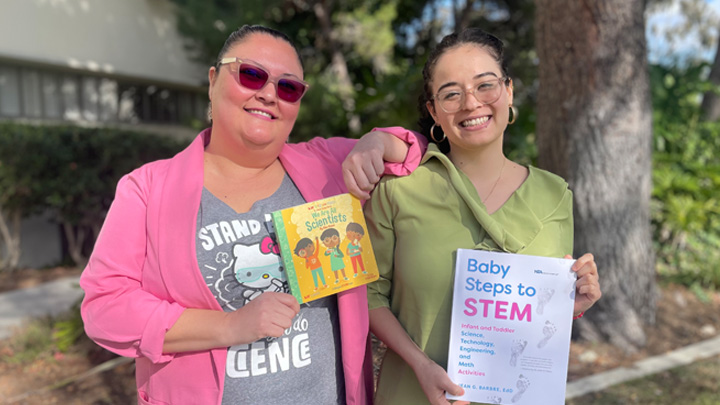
xmin=566 ymin=333 xmax=720 ymax=398
xmin=0 ymin=275 xmax=83 ymax=339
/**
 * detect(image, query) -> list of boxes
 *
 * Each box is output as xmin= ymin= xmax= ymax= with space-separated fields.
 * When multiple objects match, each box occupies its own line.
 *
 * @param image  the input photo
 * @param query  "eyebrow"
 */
xmin=436 ymin=72 xmax=499 ymax=93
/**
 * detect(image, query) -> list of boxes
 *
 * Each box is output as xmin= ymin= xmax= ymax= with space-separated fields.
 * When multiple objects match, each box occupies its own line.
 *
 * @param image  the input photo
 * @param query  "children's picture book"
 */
xmin=446 ymin=249 xmax=577 ymax=405
xmin=271 ymin=193 xmax=379 ymax=304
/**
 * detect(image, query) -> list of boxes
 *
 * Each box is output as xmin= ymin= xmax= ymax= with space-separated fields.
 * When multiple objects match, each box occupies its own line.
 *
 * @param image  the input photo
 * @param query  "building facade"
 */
xmin=0 ymin=0 xmax=209 ymax=268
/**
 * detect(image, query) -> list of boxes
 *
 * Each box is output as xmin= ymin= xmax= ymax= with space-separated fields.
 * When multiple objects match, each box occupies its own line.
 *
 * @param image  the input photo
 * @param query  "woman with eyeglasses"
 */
xmin=364 ymin=28 xmax=602 ymax=405
xmin=80 ymin=25 xmax=424 ymax=405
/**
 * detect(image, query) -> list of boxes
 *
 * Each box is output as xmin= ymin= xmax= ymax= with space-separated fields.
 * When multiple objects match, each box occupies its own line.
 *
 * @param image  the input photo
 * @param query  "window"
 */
xmin=22 ymin=70 xmax=42 ymax=118
xmin=0 ymin=62 xmax=206 ymax=125
xmin=42 ymin=73 xmax=62 ymax=119
xmin=118 ymin=84 xmax=142 ymax=123
xmin=99 ymin=78 xmax=118 ymax=121
xmin=61 ymin=75 xmax=81 ymax=120
xmin=0 ymin=66 xmax=21 ymax=117
xmin=81 ymin=76 xmax=99 ymax=121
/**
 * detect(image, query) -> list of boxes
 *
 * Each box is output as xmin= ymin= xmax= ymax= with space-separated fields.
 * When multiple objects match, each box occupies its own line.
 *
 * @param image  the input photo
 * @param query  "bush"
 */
xmin=650 ymin=63 xmax=720 ymax=289
xmin=0 ymin=123 xmax=187 ymax=267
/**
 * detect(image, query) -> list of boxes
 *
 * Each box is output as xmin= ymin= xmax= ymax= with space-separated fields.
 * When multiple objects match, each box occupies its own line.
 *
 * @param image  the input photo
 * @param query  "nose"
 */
xmin=463 ymin=89 xmax=484 ymax=110
xmin=256 ymin=80 xmax=277 ymax=103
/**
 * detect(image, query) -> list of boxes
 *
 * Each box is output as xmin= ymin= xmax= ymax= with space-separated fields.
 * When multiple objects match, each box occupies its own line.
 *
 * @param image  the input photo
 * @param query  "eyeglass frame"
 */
xmin=217 ymin=57 xmax=310 ymax=103
xmin=431 ymin=76 xmax=512 ymax=114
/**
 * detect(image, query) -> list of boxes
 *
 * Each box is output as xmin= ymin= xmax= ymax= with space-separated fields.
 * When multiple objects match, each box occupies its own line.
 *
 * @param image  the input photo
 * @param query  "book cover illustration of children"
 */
xmin=294 ymin=237 xmax=328 ymax=291
xmin=321 ymin=228 xmax=349 ymax=284
xmin=272 ymin=193 xmax=380 ymax=303
xmin=345 ymin=222 xmax=367 ymax=277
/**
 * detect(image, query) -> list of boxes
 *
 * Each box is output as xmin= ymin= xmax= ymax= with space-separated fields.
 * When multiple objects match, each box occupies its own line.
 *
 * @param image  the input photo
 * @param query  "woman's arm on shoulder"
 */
xmin=292 ymin=127 xmax=427 ymax=199
xmin=342 ymin=127 xmax=427 ymax=199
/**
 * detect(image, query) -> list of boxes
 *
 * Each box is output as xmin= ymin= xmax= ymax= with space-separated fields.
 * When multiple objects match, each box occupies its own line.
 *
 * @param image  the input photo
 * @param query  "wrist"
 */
xmin=218 ymin=311 xmax=235 ymax=347
xmin=371 ymin=129 xmax=407 ymax=163
xmin=573 ymin=311 xmax=585 ymax=320
xmin=408 ymin=350 xmax=435 ymax=373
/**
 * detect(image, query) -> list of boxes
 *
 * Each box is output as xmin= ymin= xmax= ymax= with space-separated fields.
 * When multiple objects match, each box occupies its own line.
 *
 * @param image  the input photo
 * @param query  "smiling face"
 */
xmin=208 ymin=33 xmax=303 ymax=158
xmin=323 ymin=234 xmax=340 ymax=248
xmin=426 ymin=44 xmax=513 ymax=154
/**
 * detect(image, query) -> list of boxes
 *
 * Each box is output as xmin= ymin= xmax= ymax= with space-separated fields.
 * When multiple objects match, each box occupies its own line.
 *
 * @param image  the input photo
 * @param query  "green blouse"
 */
xmin=365 ymin=144 xmax=574 ymax=405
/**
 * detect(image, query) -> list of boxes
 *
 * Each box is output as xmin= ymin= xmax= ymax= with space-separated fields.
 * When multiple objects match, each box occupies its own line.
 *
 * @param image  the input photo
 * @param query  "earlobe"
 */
xmin=507 ymin=78 xmax=514 ymax=105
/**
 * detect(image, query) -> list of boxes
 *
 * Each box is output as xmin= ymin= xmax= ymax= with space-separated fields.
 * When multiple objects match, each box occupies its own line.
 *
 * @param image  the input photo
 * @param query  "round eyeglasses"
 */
xmin=218 ymin=57 xmax=309 ymax=103
xmin=433 ymin=77 xmax=509 ymax=113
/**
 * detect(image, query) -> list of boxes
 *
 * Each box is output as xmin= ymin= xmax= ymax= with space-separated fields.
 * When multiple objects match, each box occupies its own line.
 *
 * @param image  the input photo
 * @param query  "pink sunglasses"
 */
xmin=218 ymin=57 xmax=309 ymax=103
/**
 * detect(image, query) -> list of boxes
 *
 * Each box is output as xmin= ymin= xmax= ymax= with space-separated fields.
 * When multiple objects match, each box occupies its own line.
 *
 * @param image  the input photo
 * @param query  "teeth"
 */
xmin=248 ymin=109 xmax=273 ymax=119
xmin=461 ymin=116 xmax=489 ymax=127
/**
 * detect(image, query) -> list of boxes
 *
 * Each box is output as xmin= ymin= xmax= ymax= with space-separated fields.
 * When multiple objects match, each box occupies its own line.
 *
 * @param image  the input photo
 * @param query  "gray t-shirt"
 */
xmin=196 ymin=175 xmax=345 ymax=405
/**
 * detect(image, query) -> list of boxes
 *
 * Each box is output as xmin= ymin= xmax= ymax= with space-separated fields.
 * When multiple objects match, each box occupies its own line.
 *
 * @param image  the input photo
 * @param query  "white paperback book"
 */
xmin=446 ymin=249 xmax=577 ymax=405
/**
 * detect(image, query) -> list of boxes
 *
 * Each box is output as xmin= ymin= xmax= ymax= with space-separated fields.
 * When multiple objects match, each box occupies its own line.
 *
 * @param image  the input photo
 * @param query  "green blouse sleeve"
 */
xmin=548 ymin=186 xmax=574 ymax=256
xmin=364 ymin=178 xmax=396 ymax=310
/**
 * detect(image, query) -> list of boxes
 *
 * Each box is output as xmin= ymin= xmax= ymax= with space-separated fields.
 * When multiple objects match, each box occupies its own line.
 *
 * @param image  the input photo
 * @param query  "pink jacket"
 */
xmin=80 ymin=127 xmax=423 ymax=405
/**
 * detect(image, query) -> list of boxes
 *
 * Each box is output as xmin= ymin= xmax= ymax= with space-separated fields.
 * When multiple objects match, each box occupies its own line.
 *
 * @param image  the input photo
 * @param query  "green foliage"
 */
xmin=0 ymin=317 xmax=55 ymax=364
xmin=169 ymin=0 xmax=539 ymax=142
xmin=0 ymin=302 xmax=86 ymax=363
xmin=650 ymin=62 xmax=720 ymax=289
xmin=0 ymin=123 xmax=187 ymax=264
xmin=53 ymin=301 xmax=84 ymax=352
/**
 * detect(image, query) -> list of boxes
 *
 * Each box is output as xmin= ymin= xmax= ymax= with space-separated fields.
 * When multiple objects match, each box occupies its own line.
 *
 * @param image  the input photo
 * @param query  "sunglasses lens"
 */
xmin=238 ymin=64 xmax=269 ymax=90
xmin=236 ymin=62 xmax=306 ymax=103
xmin=277 ymin=79 xmax=306 ymax=103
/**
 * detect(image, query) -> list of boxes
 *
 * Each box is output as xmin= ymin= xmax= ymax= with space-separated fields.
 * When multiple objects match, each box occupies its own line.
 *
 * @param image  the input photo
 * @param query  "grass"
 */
xmin=566 ymin=355 xmax=720 ymax=404
xmin=4 ymin=315 xmax=718 ymax=404
xmin=0 ymin=316 xmax=56 ymax=364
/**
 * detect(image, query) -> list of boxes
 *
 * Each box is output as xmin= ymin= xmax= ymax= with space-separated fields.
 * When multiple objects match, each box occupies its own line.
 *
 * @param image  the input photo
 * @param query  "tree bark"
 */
xmin=701 ymin=38 xmax=720 ymax=121
xmin=535 ymin=0 xmax=656 ymax=352
xmin=0 ymin=209 xmax=22 ymax=271
xmin=63 ymin=222 xmax=88 ymax=267
xmin=454 ymin=0 xmax=476 ymax=32
xmin=312 ymin=0 xmax=362 ymax=134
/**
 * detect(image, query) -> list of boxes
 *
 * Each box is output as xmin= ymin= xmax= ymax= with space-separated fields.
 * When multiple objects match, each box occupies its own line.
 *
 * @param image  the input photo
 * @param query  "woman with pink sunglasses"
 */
xmin=80 ymin=25 xmax=424 ymax=405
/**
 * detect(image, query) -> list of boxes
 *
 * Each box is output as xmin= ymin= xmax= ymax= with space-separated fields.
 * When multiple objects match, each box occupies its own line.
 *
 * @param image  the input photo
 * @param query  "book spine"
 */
xmin=271 ymin=211 xmax=304 ymax=304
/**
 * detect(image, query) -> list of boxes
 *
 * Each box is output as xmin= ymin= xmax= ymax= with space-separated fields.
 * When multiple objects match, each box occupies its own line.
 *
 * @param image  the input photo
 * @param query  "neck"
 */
xmin=204 ymin=149 xmax=282 ymax=181
xmin=448 ymin=142 xmax=505 ymax=178
xmin=205 ymin=127 xmax=284 ymax=174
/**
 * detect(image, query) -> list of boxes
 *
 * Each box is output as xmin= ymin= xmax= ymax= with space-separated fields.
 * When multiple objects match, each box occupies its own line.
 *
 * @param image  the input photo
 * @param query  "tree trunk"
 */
xmin=63 ymin=222 xmax=88 ymax=267
xmin=535 ymin=0 xmax=656 ymax=352
xmin=0 ymin=209 xmax=22 ymax=270
xmin=701 ymin=38 xmax=720 ymax=121
xmin=312 ymin=0 xmax=362 ymax=134
xmin=454 ymin=0 xmax=476 ymax=32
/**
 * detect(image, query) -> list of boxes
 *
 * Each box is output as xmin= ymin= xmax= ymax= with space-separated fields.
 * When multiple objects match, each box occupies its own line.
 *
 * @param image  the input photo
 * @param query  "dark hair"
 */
xmin=215 ymin=25 xmax=303 ymax=69
xmin=418 ymin=28 xmax=510 ymax=153
xmin=294 ymin=238 xmax=313 ymax=255
xmin=346 ymin=222 xmax=365 ymax=235
xmin=321 ymin=228 xmax=339 ymax=240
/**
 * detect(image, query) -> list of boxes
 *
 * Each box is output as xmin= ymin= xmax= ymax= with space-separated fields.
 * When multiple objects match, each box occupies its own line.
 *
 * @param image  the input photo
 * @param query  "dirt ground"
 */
xmin=0 ymin=268 xmax=719 ymax=404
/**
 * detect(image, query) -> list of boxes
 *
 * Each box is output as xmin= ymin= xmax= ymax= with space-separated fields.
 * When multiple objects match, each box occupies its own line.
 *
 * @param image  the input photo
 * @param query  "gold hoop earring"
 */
xmin=508 ymin=105 xmax=518 ymax=125
xmin=430 ymin=124 xmax=446 ymax=143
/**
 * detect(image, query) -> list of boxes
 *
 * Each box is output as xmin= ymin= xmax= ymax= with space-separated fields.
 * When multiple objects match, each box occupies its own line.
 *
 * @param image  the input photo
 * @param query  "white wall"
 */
xmin=0 ymin=0 xmax=207 ymax=88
